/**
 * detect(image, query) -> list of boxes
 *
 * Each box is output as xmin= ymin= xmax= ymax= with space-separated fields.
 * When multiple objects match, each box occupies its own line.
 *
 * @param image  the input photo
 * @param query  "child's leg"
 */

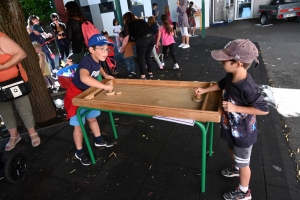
xmin=73 ymin=125 xmax=83 ymax=150
xmin=239 ymin=166 xmax=251 ymax=189
xmin=162 ymin=45 xmax=168 ymax=63
xmin=169 ymin=44 xmax=177 ymax=64
xmin=129 ymin=56 xmax=135 ymax=73
xmin=86 ymin=117 xmax=101 ymax=137
xmin=151 ymin=47 xmax=162 ymax=67
xmin=123 ymin=57 xmax=131 ymax=75
xmin=86 ymin=110 xmax=114 ymax=147
xmin=115 ymin=36 xmax=121 ymax=49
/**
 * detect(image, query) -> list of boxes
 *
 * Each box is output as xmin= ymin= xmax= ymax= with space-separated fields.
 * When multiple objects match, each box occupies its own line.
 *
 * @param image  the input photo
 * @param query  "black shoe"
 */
xmin=75 ymin=152 xmax=92 ymax=166
xmin=223 ymin=188 xmax=251 ymax=200
xmin=221 ymin=165 xmax=240 ymax=177
xmin=94 ymin=138 xmax=114 ymax=147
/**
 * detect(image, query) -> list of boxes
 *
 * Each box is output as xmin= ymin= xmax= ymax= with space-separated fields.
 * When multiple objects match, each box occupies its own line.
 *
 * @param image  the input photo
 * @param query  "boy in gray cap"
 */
xmin=195 ymin=39 xmax=269 ymax=200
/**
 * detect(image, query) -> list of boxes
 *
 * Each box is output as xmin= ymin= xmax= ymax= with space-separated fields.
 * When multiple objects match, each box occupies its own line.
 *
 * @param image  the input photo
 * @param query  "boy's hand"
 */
xmin=103 ymin=85 xmax=113 ymax=91
xmin=104 ymin=74 xmax=115 ymax=80
xmin=194 ymin=87 xmax=205 ymax=95
xmin=222 ymin=101 xmax=237 ymax=113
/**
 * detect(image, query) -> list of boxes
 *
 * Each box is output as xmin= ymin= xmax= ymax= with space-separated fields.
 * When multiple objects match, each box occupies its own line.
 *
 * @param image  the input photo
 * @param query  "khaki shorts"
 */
xmin=0 ymin=95 xmax=35 ymax=129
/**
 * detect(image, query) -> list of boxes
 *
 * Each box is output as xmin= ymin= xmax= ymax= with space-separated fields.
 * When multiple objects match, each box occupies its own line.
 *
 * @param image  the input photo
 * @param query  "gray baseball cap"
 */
xmin=211 ymin=39 xmax=259 ymax=67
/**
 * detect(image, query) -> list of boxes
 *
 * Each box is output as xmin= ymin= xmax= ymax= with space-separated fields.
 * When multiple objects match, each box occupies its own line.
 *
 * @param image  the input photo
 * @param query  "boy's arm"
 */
xmin=222 ymin=102 xmax=269 ymax=115
xmin=194 ymin=83 xmax=221 ymax=95
xmin=79 ymin=68 xmax=113 ymax=90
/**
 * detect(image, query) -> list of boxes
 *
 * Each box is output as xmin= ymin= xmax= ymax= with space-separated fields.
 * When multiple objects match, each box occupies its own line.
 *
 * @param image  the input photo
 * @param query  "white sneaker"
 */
xmin=161 ymin=62 xmax=165 ymax=66
xmin=178 ymin=43 xmax=185 ymax=48
xmin=182 ymin=44 xmax=190 ymax=49
xmin=188 ymin=34 xmax=192 ymax=37
xmin=174 ymin=63 xmax=179 ymax=69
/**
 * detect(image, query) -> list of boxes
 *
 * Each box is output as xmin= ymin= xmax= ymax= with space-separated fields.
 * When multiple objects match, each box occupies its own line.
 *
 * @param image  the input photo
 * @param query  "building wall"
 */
xmin=61 ymin=0 xmax=210 ymax=34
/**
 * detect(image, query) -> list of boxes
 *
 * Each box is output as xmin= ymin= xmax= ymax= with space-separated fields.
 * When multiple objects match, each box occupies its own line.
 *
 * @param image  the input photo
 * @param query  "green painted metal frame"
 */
xmin=76 ymin=107 xmax=214 ymax=193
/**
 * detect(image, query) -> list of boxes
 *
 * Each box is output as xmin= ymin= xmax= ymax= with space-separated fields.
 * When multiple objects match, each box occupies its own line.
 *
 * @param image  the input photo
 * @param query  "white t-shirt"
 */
xmin=113 ymin=25 xmax=122 ymax=36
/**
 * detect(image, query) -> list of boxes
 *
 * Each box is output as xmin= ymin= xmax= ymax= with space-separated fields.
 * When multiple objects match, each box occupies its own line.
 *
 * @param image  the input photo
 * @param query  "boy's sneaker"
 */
xmin=223 ymin=188 xmax=251 ymax=200
xmin=94 ymin=138 xmax=114 ymax=147
xmin=192 ymin=34 xmax=198 ymax=37
xmin=174 ymin=63 xmax=179 ymax=69
xmin=221 ymin=165 xmax=240 ymax=177
xmin=182 ymin=44 xmax=190 ymax=49
xmin=178 ymin=43 xmax=185 ymax=48
xmin=127 ymin=74 xmax=132 ymax=78
xmin=161 ymin=62 xmax=165 ymax=67
xmin=75 ymin=152 xmax=92 ymax=166
xmin=131 ymin=71 xmax=136 ymax=75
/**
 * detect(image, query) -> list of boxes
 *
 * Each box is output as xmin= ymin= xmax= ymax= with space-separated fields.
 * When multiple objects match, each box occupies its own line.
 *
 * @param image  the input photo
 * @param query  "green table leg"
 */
xmin=209 ymin=122 xmax=214 ymax=157
xmin=195 ymin=121 xmax=208 ymax=193
xmin=76 ymin=107 xmax=96 ymax=164
xmin=109 ymin=111 xmax=118 ymax=139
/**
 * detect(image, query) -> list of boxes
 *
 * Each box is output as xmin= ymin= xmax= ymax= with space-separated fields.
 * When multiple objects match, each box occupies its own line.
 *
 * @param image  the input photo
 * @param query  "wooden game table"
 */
xmin=72 ymin=79 xmax=222 ymax=193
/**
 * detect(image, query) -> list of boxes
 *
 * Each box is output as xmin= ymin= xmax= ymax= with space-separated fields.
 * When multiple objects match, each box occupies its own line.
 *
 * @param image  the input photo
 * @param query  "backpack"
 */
xmin=81 ymin=21 xmax=100 ymax=47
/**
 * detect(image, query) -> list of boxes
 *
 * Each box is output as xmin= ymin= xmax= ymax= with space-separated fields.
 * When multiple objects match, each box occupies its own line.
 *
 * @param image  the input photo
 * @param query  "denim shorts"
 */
xmin=227 ymin=142 xmax=253 ymax=168
xmin=69 ymin=109 xmax=100 ymax=126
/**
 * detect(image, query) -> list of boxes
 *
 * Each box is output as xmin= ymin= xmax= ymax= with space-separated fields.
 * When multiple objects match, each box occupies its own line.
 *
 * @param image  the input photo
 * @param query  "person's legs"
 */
xmin=169 ymin=43 xmax=177 ymax=64
xmin=13 ymin=95 xmax=40 ymax=146
xmin=0 ymin=101 xmax=19 ymax=151
xmin=45 ymin=50 xmax=56 ymax=70
xmin=115 ymin=36 xmax=121 ymax=50
xmin=63 ymin=39 xmax=70 ymax=61
xmin=136 ymin=38 xmax=148 ymax=78
xmin=223 ymin=145 xmax=253 ymax=199
xmin=128 ymin=56 xmax=136 ymax=73
xmin=145 ymin=37 xmax=155 ymax=75
xmin=179 ymin=27 xmax=186 ymax=47
xmin=183 ymin=27 xmax=190 ymax=48
xmin=123 ymin=57 xmax=131 ymax=76
xmin=57 ymin=40 xmax=64 ymax=68
xmin=151 ymin=46 xmax=162 ymax=69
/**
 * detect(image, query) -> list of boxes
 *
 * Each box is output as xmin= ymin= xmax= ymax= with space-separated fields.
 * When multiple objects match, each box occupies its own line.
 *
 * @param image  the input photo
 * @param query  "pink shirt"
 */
xmin=159 ymin=25 xmax=175 ymax=46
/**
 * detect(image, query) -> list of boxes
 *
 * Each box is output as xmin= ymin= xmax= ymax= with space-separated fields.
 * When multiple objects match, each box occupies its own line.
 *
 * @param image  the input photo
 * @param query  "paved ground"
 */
xmin=0 ymin=19 xmax=300 ymax=199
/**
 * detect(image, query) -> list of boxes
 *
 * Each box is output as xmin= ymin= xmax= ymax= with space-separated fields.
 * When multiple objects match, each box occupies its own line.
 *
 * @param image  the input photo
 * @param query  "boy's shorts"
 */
xmin=227 ymin=143 xmax=253 ymax=168
xmin=70 ymin=109 xmax=100 ymax=126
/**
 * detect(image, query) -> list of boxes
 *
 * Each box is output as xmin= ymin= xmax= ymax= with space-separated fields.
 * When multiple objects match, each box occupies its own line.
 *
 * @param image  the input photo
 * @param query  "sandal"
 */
xmin=5 ymin=135 xmax=21 ymax=151
xmin=30 ymin=132 xmax=41 ymax=147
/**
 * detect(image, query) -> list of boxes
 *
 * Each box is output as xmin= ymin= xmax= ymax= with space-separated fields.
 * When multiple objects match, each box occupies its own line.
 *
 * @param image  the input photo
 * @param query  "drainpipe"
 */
xmin=114 ymin=0 xmax=123 ymax=27
xmin=202 ymin=0 xmax=205 ymax=38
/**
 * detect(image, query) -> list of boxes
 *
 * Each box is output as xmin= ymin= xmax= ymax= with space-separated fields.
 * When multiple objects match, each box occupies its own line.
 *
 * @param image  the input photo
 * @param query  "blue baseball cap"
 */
xmin=88 ymin=34 xmax=114 ymax=48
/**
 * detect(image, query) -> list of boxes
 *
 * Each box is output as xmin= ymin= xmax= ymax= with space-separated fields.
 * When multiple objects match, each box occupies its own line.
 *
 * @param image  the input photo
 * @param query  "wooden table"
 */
xmin=72 ymin=79 xmax=222 ymax=193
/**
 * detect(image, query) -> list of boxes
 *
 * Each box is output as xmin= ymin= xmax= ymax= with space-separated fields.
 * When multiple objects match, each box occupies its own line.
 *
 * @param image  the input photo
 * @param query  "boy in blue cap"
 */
xmin=64 ymin=34 xmax=115 ymax=166
xmin=195 ymin=39 xmax=269 ymax=200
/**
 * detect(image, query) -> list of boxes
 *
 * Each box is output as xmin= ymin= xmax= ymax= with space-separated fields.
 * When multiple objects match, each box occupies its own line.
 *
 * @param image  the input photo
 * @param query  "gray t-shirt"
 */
xmin=218 ymin=73 xmax=269 ymax=148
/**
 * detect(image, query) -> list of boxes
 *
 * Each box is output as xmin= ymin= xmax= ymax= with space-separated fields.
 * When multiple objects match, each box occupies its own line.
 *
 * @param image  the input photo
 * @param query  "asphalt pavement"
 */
xmin=0 ymin=18 xmax=299 ymax=199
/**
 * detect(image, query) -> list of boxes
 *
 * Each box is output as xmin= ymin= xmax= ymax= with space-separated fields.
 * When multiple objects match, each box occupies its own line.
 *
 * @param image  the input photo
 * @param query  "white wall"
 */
xmin=168 ymin=0 xmax=209 ymax=28
xmin=120 ymin=0 xmax=129 ymax=15
xmin=101 ymin=12 xmax=115 ymax=35
xmin=143 ymin=0 xmax=152 ymax=18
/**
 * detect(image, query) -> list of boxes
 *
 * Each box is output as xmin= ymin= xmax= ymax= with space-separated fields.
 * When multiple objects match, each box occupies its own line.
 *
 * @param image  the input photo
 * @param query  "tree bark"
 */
xmin=0 ymin=0 xmax=57 ymax=123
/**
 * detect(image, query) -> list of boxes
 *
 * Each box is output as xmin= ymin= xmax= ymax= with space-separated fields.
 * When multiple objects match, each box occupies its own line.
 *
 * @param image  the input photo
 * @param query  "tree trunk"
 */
xmin=0 ymin=0 xmax=57 ymax=123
